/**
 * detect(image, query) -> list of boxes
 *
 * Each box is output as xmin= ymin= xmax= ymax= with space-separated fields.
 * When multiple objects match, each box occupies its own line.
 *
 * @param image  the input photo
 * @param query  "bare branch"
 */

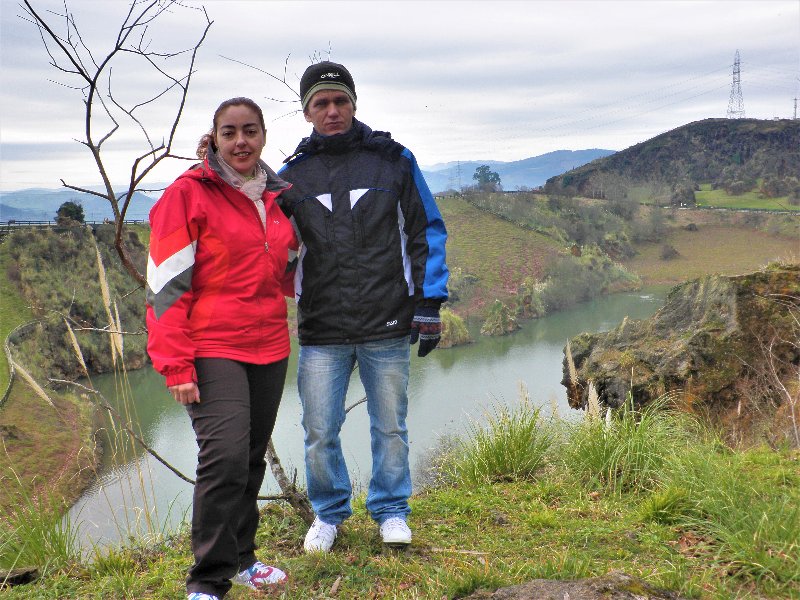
xmin=59 ymin=180 xmax=109 ymax=200
xmin=220 ymin=54 xmax=301 ymax=102
xmin=24 ymin=0 xmax=312 ymax=522
xmin=22 ymin=0 xmax=213 ymax=284
xmin=50 ymin=379 xmax=291 ymax=502
xmin=21 ymin=1 xmax=91 ymax=83
xmin=345 ymin=396 xmax=367 ymax=414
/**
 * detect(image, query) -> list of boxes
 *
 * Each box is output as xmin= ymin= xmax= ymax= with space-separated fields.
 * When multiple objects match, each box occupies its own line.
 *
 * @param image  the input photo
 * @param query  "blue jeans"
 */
xmin=298 ymin=336 xmax=411 ymax=525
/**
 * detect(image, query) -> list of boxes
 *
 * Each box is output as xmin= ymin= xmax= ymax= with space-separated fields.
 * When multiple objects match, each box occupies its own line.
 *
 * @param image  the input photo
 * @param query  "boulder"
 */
xmin=459 ymin=570 xmax=688 ymax=599
xmin=0 ymin=567 xmax=39 ymax=588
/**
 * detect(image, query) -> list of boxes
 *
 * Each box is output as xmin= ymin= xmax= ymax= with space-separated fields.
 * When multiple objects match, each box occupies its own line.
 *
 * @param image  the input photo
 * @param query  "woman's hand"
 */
xmin=169 ymin=382 xmax=200 ymax=405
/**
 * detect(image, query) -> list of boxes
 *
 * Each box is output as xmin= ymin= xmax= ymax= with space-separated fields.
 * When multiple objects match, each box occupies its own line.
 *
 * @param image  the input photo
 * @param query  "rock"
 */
xmin=459 ymin=570 xmax=688 ymax=599
xmin=561 ymin=264 xmax=800 ymax=430
xmin=0 ymin=567 xmax=39 ymax=588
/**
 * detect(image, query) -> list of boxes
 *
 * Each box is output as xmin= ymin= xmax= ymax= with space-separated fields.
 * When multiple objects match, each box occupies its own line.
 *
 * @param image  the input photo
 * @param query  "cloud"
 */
xmin=1 ymin=0 xmax=797 ymax=190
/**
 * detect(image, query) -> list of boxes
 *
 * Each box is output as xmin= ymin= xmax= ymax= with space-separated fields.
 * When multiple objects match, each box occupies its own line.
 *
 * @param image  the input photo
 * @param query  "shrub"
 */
xmin=515 ymin=277 xmax=547 ymax=319
xmin=480 ymin=300 xmax=518 ymax=336
xmin=439 ymin=308 xmax=471 ymax=348
xmin=446 ymin=266 xmax=478 ymax=303
xmin=540 ymin=250 xmax=639 ymax=311
xmin=660 ymin=244 xmax=680 ymax=260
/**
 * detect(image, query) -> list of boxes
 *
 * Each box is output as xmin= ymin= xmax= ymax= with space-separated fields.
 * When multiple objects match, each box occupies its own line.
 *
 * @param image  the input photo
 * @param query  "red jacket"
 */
xmin=146 ymin=159 xmax=298 ymax=387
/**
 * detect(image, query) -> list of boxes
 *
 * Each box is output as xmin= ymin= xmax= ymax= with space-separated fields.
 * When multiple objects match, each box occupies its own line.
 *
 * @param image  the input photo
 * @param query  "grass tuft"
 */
xmin=445 ymin=387 xmax=554 ymax=486
xmin=562 ymin=393 xmax=696 ymax=494
xmin=0 ymin=471 xmax=80 ymax=577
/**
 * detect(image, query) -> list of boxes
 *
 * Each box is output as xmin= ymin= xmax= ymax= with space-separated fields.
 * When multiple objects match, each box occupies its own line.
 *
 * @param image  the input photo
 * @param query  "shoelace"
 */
xmin=382 ymin=518 xmax=407 ymax=532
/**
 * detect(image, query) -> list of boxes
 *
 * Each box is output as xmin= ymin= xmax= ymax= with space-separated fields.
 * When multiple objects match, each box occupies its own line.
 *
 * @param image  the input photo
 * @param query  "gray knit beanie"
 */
xmin=300 ymin=61 xmax=357 ymax=111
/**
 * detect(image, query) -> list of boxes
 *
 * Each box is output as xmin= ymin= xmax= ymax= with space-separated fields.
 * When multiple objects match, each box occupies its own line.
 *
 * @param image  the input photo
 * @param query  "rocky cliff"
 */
xmin=562 ymin=263 xmax=799 ymax=440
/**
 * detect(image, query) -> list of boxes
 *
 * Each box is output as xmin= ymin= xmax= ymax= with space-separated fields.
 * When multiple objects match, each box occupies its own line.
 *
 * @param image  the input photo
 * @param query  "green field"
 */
xmin=695 ymin=183 xmax=799 ymax=211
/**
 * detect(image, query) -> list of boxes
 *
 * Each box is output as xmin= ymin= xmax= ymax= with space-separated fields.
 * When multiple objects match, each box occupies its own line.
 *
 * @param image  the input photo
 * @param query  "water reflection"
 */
xmin=69 ymin=287 xmax=668 ymax=549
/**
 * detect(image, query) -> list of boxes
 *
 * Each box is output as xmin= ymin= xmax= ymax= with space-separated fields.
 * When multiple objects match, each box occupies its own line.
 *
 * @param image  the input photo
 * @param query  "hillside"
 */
xmin=544 ymin=118 xmax=800 ymax=202
xmin=2 ymin=202 xmax=798 ymax=600
xmin=421 ymin=149 xmax=615 ymax=193
xmin=436 ymin=196 xmax=564 ymax=316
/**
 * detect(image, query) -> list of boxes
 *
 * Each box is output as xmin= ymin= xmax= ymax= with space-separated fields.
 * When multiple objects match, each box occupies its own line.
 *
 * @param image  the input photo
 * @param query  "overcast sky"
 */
xmin=1 ymin=0 xmax=798 ymax=192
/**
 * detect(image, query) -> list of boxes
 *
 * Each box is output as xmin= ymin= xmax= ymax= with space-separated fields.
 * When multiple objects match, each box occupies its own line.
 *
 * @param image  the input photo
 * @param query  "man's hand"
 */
xmin=409 ymin=304 xmax=442 ymax=357
xmin=169 ymin=382 xmax=200 ymax=405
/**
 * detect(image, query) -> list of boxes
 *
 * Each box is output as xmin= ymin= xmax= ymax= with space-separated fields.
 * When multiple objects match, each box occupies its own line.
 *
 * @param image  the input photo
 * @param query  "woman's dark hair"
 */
xmin=196 ymin=97 xmax=266 ymax=159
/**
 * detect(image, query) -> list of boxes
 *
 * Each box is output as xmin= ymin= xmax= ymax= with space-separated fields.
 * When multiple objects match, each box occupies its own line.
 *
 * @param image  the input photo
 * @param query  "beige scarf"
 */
xmin=214 ymin=150 xmax=268 ymax=230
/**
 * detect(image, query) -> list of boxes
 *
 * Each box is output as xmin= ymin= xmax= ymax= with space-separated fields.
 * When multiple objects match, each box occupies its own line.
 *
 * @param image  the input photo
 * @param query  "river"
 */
xmin=68 ymin=287 xmax=669 ymax=549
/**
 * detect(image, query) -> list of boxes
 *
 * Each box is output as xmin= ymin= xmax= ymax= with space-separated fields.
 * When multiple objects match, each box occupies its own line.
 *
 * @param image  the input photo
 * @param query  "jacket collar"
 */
xmin=283 ymin=118 xmax=405 ymax=164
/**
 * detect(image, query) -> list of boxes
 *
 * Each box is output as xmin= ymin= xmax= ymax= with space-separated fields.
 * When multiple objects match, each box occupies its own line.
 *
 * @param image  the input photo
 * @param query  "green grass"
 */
xmin=695 ymin=183 xmax=799 ymax=211
xmin=3 ymin=397 xmax=798 ymax=599
xmin=562 ymin=394 xmax=698 ymax=494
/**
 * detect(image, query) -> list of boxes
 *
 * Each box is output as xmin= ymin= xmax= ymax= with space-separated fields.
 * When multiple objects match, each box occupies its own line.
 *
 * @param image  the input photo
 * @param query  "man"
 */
xmin=278 ymin=61 xmax=448 ymax=552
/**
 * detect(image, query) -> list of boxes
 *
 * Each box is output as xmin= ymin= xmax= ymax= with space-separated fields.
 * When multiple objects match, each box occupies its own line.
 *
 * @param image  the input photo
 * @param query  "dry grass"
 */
xmin=625 ymin=225 xmax=799 ymax=285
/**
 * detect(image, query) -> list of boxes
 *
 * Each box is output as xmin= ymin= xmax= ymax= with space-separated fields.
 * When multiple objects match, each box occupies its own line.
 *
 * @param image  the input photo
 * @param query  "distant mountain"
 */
xmin=0 ymin=148 xmax=620 ymax=220
xmin=0 ymin=188 xmax=157 ymax=222
xmin=545 ymin=118 xmax=800 ymax=196
xmin=0 ymin=152 xmax=614 ymax=218
xmin=420 ymin=149 xmax=616 ymax=194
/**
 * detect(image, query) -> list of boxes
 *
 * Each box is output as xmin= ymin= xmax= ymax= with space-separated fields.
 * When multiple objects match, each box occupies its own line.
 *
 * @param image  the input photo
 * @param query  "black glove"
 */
xmin=409 ymin=303 xmax=442 ymax=357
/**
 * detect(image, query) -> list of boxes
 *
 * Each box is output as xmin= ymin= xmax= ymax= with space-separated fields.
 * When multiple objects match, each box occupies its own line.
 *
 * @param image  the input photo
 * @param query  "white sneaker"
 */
xmin=231 ymin=560 xmax=287 ymax=589
xmin=304 ymin=516 xmax=337 ymax=553
xmin=380 ymin=517 xmax=412 ymax=547
xmin=188 ymin=594 xmax=219 ymax=600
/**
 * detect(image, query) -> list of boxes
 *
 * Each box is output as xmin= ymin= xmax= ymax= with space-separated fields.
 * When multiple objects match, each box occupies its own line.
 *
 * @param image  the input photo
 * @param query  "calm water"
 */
xmin=69 ymin=287 xmax=668 ymax=548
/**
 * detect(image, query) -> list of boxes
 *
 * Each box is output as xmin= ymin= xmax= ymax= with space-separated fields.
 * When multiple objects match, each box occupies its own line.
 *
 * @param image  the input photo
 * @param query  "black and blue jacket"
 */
xmin=278 ymin=119 xmax=449 ymax=346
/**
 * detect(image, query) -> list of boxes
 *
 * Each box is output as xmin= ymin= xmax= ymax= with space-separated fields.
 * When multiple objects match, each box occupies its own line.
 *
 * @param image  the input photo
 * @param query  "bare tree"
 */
xmin=21 ymin=0 xmax=313 ymax=523
xmin=20 ymin=0 xmax=212 ymax=285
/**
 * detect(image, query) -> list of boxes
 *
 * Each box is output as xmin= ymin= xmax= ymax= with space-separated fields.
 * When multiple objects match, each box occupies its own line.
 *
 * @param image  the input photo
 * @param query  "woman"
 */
xmin=146 ymin=97 xmax=297 ymax=600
